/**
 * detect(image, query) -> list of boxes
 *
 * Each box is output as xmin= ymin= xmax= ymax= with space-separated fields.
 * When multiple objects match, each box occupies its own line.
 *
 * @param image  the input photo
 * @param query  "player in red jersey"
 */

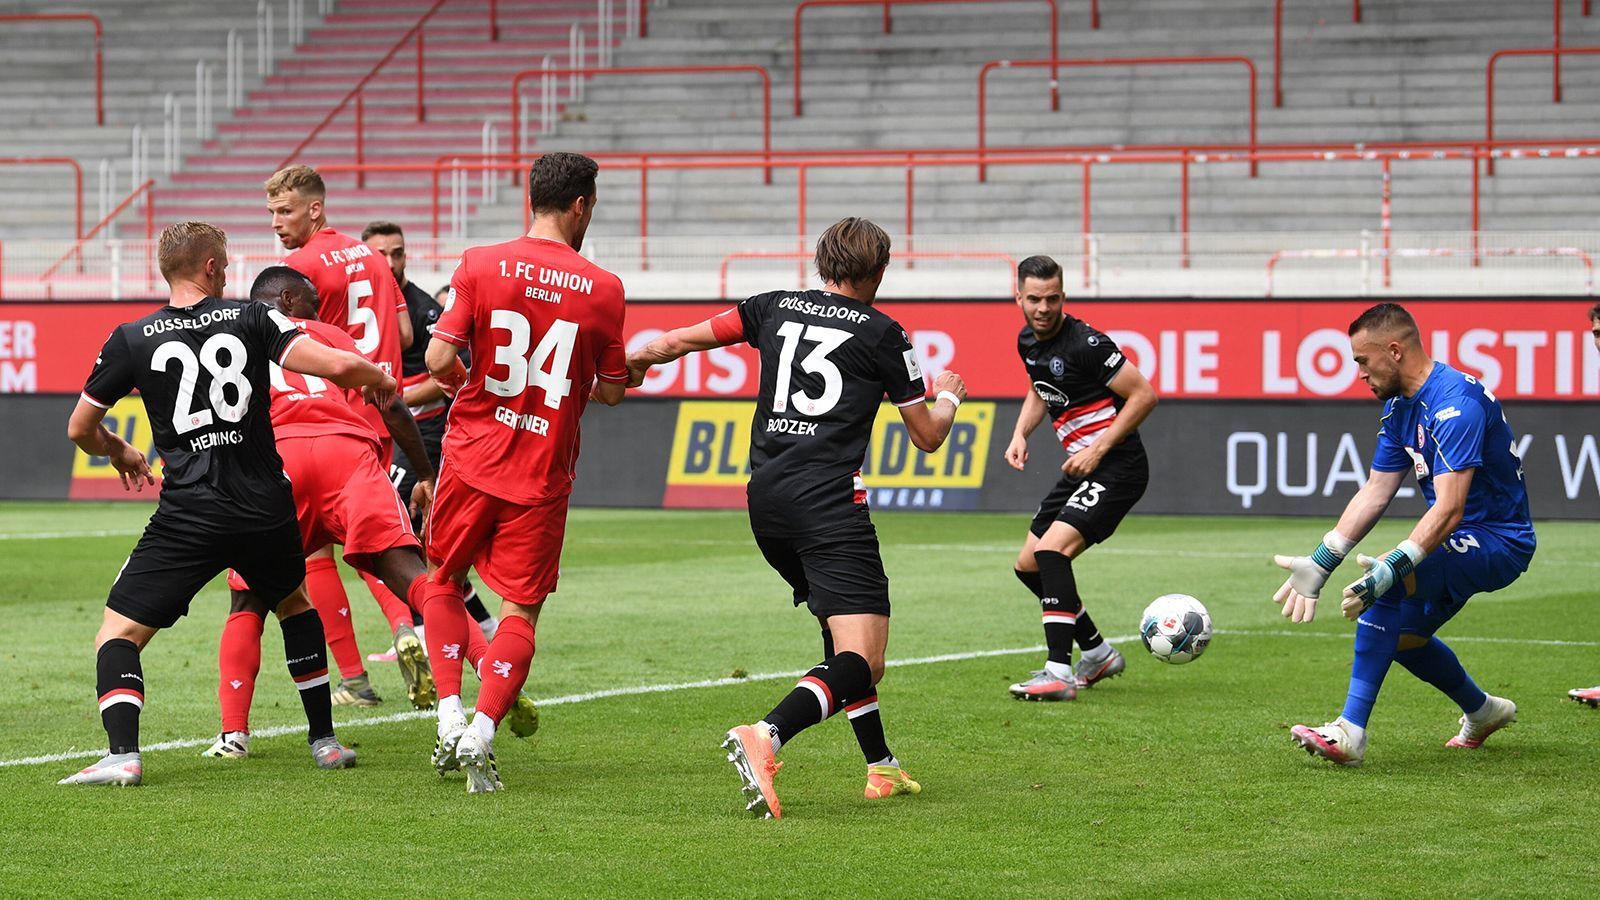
xmin=421 ymin=152 xmax=628 ymax=792
xmin=267 ymin=165 xmax=420 ymax=705
xmin=204 ymin=265 xmax=437 ymax=758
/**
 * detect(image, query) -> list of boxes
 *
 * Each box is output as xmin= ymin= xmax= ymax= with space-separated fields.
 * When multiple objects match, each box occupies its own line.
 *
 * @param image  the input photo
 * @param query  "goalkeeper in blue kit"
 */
xmin=1271 ymin=303 xmax=1535 ymax=766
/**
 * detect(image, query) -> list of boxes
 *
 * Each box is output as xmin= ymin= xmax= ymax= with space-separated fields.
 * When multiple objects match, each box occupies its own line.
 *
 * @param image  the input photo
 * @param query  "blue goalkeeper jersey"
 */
xmin=1372 ymin=361 xmax=1534 ymax=539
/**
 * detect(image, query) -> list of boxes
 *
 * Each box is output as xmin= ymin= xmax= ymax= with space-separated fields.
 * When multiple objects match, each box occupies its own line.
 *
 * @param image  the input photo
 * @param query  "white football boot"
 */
xmin=59 ymin=752 xmax=143 ymax=786
xmin=454 ymin=729 xmax=501 ymax=794
xmin=1446 ymin=695 xmax=1517 ymax=749
xmin=201 ymin=731 xmax=250 ymax=759
xmin=1290 ymin=718 xmax=1367 ymax=767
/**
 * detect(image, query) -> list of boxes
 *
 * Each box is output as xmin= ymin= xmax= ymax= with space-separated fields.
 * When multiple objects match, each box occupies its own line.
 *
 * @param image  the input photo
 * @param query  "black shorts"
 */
xmin=392 ymin=413 xmax=446 ymax=531
xmin=107 ymin=514 xmax=305 ymax=629
xmin=1029 ymin=445 xmax=1149 ymax=546
xmin=754 ymin=515 xmax=890 ymax=618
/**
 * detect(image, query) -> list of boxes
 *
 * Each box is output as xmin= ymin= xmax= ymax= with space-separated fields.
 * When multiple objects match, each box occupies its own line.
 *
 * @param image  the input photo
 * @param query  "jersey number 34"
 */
xmin=485 ymin=310 xmax=578 ymax=409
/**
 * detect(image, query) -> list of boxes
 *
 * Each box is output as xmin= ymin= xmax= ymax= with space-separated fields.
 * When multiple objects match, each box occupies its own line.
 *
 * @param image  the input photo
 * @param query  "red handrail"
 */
xmin=718 ymin=250 xmax=1016 ymax=298
xmin=1275 ymin=2 xmax=1370 ymax=108
xmin=1485 ymin=46 xmax=1600 ymax=174
xmin=509 ymin=65 xmax=773 ymax=182
xmin=277 ymin=0 xmax=456 ymax=168
xmin=0 ymin=158 xmax=85 ymax=239
xmin=795 ymin=0 xmax=1059 ymax=116
xmin=1555 ymin=0 xmax=1563 ymax=103
xmin=38 ymin=180 xmax=156 ymax=282
xmin=978 ymin=55 xmax=1259 ymax=179
xmin=0 ymin=14 xmax=103 ymax=125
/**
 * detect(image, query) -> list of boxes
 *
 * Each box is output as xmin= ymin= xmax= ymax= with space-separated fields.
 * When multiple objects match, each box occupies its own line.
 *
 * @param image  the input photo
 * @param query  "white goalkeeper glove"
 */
xmin=1272 ymin=530 xmax=1355 ymax=624
xmin=1341 ymin=540 xmax=1425 ymax=621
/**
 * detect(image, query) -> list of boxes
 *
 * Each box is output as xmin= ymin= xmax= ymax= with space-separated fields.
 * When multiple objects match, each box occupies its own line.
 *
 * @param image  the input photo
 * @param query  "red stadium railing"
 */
xmin=38 ymin=180 xmax=156 ymax=284
xmin=1484 ymin=46 xmax=1600 ymax=174
xmin=0 ymin=158 xmax=85 ymax=240
xmin=718 ymin=251 xmax=1016 ymax=298
xmin=977 ymin=55 xmax=1259 ymax=179
xmin=509 ymin=65 xmax=774 ymax=181
xmin=1265 ymin=247 xmax=1594 ymax=297
xmin=310 ymin=141 xmax=1600 ymax=278
xmin=0 ymin=14 xmax=103 ymax=125
xmin=794 ymin=0 xmax=1060 ymax=116
xmin=1274 ymin=1 xmax=1366 ymax=108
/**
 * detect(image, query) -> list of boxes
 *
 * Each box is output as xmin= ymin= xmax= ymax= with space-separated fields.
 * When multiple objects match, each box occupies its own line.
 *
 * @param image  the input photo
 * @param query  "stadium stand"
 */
xmin=3 ymin=0 xmax=1600 ymax=297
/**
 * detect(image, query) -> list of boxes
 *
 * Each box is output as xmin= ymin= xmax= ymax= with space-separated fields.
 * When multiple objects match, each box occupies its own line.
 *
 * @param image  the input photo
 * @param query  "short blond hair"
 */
xmin=264 ymin=164 xmax=325 ymax=199
xmin=815 ymin=217 xmax=890 ymax=286
xmin=158 ymin=221 xmax=228 ymax=282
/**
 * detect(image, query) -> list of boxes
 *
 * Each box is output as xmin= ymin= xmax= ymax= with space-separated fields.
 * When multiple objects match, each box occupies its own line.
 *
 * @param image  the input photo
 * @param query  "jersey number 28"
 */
xmin=150 ymin=334 xmax=252 ymax=435
xmin=485 ymin=310 xmax=578 ymax=409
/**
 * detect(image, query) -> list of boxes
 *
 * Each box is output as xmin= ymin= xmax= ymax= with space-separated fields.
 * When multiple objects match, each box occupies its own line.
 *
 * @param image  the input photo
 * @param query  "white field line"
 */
xmin=0 ymin=529 xmax=143 ymax=541
xmin=6 ymin=627 xmax=1595 ymax=769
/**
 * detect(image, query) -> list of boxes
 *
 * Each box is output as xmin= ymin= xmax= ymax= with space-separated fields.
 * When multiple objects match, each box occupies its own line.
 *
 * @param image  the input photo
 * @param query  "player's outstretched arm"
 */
xmin=1063 ymin=363 xmax=1158 ymax=478
xmin=1271 ymin=468 xmax=1403 ymax=623
xmin=283 ymin=338 xmax=397 ymax=396
xmin=1341 ymin=468 xmax=1474 ymax=620
xmin=626 ymin=318 xmax=729 ymax=386
xmin=66 ymin=399 xmax=154 ymax=492
xmin=898 ymin=371 xmax=967 ymax=452
xmin=1006 ymin=386 xmax=1047 ymax=471
xmin=424 ymin=336 xmax=468 ymax=397
xmin=377 ymin=395 xmax=436 ymax=515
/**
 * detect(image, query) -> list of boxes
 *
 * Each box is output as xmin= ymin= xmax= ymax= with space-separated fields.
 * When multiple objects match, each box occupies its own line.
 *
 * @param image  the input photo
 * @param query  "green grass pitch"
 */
xmin=1 ymin=502 xmax=1596 ymax=896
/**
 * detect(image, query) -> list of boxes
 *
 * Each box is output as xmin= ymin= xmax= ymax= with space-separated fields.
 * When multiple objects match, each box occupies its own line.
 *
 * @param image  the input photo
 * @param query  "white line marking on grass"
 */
xmin=7 ymin=628 xmax=1593 ymax=769
xmin=0 ymin=529 xmax=142 ymax=541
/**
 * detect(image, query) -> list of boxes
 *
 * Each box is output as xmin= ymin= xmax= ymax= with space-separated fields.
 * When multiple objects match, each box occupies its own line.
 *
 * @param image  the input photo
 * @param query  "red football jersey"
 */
xmin=285 ymin=227 xmax=406 ymax=436
xmin=432 ymin=236 xmax=628 ymax=504
xmin=268 ymin=317 xmax=383 ymax=451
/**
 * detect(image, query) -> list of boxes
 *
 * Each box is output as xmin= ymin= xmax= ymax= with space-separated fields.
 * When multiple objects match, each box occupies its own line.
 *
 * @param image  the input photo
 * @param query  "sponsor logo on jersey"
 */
xmin=1436 ymin=406 xmax=1460 ymax=422
xmin=664 ymin=401 xmax=995 ymax=510
xmin=1033 ymin=381 xmax=1070 ymax=407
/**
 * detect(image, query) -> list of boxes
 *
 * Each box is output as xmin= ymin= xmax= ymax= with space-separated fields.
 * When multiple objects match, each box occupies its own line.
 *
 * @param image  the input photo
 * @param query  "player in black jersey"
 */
xmin=362 ymin=221 xmax=499 ymax=651
xmin=628 ymin=218 xmax=966 ymax=818
xmin=59 ymin=222 xmax=396 ymax=786
xmin=1005 ymin=255 xmax=1158 ymax=702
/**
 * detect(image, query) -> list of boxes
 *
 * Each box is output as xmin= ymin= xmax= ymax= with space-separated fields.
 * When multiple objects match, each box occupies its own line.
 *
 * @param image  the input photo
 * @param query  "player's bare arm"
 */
xmin=424 ymin=335 xmax=468 ymax=396
xmin=66 ymin=400 xmax=154 ymax=492
xmin=591 ymin=379 xmax=626 ymax=406
xmin=1006 ymin=385 xmax=1048 ymax=471
xmin=282 ymin=337 xmax=397 ymax=395
xmin=1339 ymin=467 xmax=1475 ymax=621
xmin=397 ymin=299 xmax=414 ymax=350
xmin=626 ymin=318 xmax=725 ymax=385
xmin=898 ymin=370 xmax=967 ymax=452
xmin=376 ymin=394 xmax=437 ymax=515
xmin=1063 ymin=364 xmax=1158 ymax=478
xmin=404 ymin=376 xmax=445 ymax=408
xmin=1272 ymin=467 xmax=1403 ymax=623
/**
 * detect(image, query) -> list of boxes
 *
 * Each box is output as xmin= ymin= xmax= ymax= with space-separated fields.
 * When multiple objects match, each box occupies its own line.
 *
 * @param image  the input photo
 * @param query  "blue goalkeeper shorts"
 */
xmin=1370 ymin=523 xmax=1536 ymax=638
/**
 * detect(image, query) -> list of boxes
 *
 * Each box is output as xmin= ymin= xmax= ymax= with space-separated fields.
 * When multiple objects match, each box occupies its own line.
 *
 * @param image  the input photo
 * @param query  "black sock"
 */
xmin=763 ymin=651 xmax=873 ymax=748
xmin=96 ymin=639 xmax=144 ymax=755
xmin=820 ymin=628 xmax=894 ymax=764
xmin=1014 ymin=567 xmax=1044 ymax=598
xmin=463 ymin=579 xmax=493 ymax=624
xmin=1034 ymin=550 xmax=1081 ymax=666
xmin=281 ymin=610 xmax=335 ymax=743
xmin=1075 ymin=609 xmax=1106 ymax=653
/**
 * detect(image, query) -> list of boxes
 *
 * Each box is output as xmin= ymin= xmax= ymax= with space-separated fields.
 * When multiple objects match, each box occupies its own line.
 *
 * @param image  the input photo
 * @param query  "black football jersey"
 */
xmin=399 ymin=281 xmax=438 ymax=378
xmin=81 ymin=297 xmax=308 ymax=529
xmin=735 ymin=290 xmax=927 ymax=535
xmin=1018 ymin=315 xmax=1144 ymax=457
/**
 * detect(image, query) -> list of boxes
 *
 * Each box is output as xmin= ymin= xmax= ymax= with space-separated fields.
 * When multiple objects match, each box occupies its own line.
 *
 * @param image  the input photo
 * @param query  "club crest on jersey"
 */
xmin=1049 ymin=357 xmax=1065 ymax=377
xmin=1416 ymin=424 xmax=1426 ymax=449
xmin=1033 ymin=381 xmax=1069 ymax=406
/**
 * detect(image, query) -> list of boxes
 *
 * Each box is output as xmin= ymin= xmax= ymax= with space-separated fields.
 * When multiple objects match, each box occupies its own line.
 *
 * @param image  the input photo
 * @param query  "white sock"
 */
xmin=223 ymin=730 xmax=248 ymax=744
xmin=869 ymin=755 xmax=898 ymax=768
xmin=1044 ymin=660 xmax=1074 ymax=680
xmin=1334 ymin=716 xmax=1367 ymax=746
xmin=1081 ymin=641 xmax=1113 ymax=664
xmin=437 ymin=695 xmax=463 ymax=729
xmin=480 ymin=617 xmax=499 ymax=640
xmin=413 ymin=624 xmax=427 ymax=656
xmin=1465 ymin=695 xmax=1496 ymax=722
xmin=470 ymin=711 xmax=496 ymax=742
xmin=759 ymin=720 xmax=782 ymax=755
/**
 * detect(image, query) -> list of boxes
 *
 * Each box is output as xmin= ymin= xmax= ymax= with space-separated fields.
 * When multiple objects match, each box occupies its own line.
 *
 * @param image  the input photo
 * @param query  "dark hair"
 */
xmin=814 ymin=217 xmax=891 ymax=286
xmin=1588 ymin=301 xmax=1600 ymax=322
xmin=528 ymin=152 xmax=599 ymax=215
xmin=250 ymin=265 xmax=315 ymax=305
xmin=361 ymin=220 xmax=403 ymax=241
xmin=1017 ymin=255 xmax=1063 ymax=286
xmin=1347 ymin=302 xmax=1419 ymax=340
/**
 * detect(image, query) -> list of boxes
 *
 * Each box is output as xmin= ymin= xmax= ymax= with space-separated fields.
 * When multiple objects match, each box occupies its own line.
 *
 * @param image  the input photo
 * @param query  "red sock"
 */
xmin=218 ymin=611 xmax=264 ymax=734
xmin=305 ymin=556 xmax=364 ymax=679
xmin=466 ymin=620 xmax=489 ymax=677
xmin=361 ymin=569 xmax=414 ymax=632
xmin=475 ymin=615 xmax=535 ymax=725
xmin=419 ymin=579 xmax=469 ymax=699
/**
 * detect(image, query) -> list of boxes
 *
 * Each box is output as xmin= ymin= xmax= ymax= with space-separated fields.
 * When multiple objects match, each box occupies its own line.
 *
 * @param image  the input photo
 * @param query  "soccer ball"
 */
xmin=1139 ymin=594 xmax=1213 ymax=665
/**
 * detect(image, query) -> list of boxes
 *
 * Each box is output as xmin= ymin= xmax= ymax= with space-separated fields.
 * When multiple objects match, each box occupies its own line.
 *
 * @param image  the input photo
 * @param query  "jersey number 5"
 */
xmin=773 ymin=321 xmax=851 ymax=417
xmin=485 ymin=310 xmax=578 ymax=409
xmin=347 ymin=280 xmax=380 ymax=355
xmin=150 ymin=335 xmax=253 ymax=434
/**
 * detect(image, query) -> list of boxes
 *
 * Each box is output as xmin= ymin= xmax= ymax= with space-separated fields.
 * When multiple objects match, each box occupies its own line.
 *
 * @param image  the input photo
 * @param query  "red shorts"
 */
xmin=426 ymin=464 xmax=568 ymax=605
xmin=281 ymin=432 xmax=419 ymax=570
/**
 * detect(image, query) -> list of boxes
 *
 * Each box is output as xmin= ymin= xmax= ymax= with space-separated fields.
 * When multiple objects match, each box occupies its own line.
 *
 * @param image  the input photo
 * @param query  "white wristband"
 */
xmin=936 ymin=390 xmax=962 ymax=409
